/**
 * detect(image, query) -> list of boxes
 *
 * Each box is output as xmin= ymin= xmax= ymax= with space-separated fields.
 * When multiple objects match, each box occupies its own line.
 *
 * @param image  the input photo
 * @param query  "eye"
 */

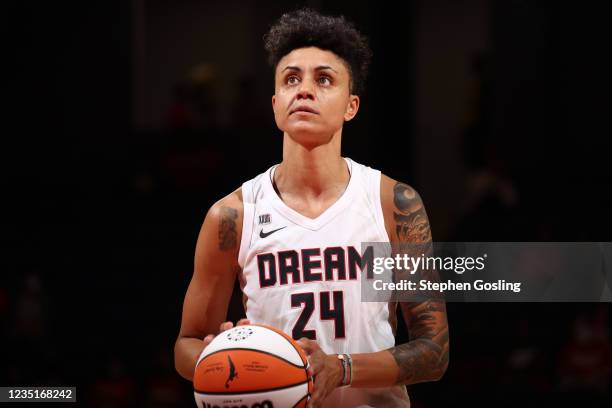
xmin=286 ymin=75 xmax=300 ymax=85
xmin=318 ymin=76 xmax=332 ymax=85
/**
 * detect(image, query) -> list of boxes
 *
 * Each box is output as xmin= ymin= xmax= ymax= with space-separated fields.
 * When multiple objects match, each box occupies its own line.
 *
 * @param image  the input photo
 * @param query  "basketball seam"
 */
xmin=252 ymin=324 xmax=309 ymax=366
xmin=292 ymin=394 xmax=309 ymax=408
xmin=194 ymin=379 xmax=310 ymax=395
xmin=197 ymin=347 xmax=306 ymax=370
xmin=276 ymin=333 xmax=308 ymax=367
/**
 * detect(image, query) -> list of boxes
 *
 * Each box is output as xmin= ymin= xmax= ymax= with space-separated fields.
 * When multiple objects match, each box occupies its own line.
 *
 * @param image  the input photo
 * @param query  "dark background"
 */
xmin=3 ymin=0 xmax=611 ymax=406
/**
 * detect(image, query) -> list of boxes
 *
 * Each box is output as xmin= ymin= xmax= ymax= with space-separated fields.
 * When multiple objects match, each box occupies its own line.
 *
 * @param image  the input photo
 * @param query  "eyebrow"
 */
xmin=281 ymin=65 xmax=338 ymax=73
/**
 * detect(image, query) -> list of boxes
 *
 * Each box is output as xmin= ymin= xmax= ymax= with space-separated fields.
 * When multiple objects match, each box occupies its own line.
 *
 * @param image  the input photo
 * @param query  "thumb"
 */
xmin=296 ymin=338 xmax=316 ymax=354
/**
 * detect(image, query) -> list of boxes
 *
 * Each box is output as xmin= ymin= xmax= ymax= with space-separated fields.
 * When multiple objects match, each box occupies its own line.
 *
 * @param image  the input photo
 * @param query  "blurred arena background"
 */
xmin=3 ymin=0 xmax=611 ymax=406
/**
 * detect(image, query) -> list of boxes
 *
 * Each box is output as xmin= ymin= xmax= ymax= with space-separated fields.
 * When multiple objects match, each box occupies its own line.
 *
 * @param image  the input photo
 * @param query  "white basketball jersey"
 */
xmin=238 ymin=158 xmax=410 ymax=407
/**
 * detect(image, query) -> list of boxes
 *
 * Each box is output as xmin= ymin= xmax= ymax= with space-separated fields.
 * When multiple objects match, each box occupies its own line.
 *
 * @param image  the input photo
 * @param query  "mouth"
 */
xmin=290 ymin=106 xmax=319 ymax=115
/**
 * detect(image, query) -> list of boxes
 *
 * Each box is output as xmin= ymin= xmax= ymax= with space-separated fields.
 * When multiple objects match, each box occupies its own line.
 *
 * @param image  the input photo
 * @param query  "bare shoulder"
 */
xmin=380 ymin=174 xmax=432 ymax=243
xmin=199 ymin=187 xmax=244 ymax=256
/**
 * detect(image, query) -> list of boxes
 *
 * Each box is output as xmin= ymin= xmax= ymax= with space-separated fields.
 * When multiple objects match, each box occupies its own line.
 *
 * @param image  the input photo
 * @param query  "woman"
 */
xmin=175 ymin=9 xmax=448 ymax=407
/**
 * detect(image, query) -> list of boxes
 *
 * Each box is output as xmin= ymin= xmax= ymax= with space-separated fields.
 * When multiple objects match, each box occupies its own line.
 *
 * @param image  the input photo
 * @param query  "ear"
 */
xmin=271 ymin=94 xmax=276 ymax=112
xmin=344 ymin=95 xmax=360 ymax=122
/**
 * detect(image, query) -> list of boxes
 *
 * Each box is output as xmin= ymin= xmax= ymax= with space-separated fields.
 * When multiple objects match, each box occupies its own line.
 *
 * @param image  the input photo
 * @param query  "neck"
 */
xmin=275 ymin=131 xmax=348 ymax=197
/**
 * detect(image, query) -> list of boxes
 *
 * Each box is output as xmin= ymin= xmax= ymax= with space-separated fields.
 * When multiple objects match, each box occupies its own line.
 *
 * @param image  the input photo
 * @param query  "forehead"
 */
xmin=276 ymin=47 xmax=349 ymax=75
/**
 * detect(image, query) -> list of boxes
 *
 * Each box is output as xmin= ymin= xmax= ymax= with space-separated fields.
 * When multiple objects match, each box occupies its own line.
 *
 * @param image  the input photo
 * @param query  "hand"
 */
xmin=202 ymin=318 xmax=251 ymax=350
xmin=296 ymin=338 xmax=343 ymax=408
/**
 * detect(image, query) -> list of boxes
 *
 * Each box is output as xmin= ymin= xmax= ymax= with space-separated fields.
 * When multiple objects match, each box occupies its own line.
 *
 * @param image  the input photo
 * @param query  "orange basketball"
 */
xmin=193 ymin=324 xmax=313 ymax=408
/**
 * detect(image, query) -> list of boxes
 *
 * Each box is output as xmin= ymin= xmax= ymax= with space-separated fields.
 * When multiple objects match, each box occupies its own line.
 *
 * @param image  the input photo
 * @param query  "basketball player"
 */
xmin=175 ymin=9 xmax=449 ymax=407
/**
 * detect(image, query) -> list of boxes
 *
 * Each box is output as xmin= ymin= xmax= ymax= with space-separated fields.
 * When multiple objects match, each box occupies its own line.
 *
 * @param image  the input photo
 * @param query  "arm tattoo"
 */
xmin=218 ymin=207 xmax=238 ymax=251
xmin=388 ymin=182 xmax=449 ymax=384
xmin=390 ymin=300 xmax=450 ymax=384
xmin=393 ymin=183 xmax=432 ymax=244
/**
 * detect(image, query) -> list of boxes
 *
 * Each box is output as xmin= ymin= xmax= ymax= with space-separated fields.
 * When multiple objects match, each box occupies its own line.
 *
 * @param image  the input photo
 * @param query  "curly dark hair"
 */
xmin=264 ymin=8 xmax=372 ymax=95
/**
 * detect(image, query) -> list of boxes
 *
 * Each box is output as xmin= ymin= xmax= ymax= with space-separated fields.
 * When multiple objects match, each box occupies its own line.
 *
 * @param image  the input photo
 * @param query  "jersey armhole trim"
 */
xmin=238 ymin=181 xmax=255 ymax=268
xmin=371 ymin=170 xmax=391 ymax=243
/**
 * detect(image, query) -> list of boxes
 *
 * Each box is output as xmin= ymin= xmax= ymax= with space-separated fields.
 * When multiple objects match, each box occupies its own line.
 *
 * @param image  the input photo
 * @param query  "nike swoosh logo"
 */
xmin=259 ymin=226 xmax=286 ymax=238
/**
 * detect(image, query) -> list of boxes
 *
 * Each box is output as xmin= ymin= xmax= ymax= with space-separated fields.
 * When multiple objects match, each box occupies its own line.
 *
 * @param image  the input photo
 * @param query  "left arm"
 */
xmin=299 ymin=176 xmax=449 ymax=405
xmin=378 ymin=177 xmax=449 ymax=384
xmin=346 ymin=177 xmax=449 ymax=386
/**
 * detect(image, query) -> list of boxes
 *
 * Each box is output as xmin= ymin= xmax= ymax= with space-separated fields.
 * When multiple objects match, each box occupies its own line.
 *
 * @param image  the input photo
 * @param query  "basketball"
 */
xmin=193 ymin=324 xmax=312 ymax=408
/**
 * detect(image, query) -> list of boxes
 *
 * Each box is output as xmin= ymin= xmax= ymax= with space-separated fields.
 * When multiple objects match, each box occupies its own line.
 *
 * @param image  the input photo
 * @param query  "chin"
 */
xmin=286 ymin=126 xmax=334 ymax=148
xmin=283 ymin=120 xmax=340 ymax=147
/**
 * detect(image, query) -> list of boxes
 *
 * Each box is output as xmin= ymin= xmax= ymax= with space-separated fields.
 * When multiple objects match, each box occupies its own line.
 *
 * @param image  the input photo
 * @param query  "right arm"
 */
xmin=174 ymin=189 xmax=244 ymax=381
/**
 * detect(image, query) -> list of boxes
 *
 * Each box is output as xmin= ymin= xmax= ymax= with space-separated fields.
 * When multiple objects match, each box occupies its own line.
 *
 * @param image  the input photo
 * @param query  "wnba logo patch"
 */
xmin=259 ymin=214 xmax=271 ymax=225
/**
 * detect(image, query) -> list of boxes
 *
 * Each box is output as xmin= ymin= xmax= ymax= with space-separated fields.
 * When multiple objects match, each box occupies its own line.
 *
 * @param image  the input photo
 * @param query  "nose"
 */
xmin=297 ymin=78 xmax=315 ymax=100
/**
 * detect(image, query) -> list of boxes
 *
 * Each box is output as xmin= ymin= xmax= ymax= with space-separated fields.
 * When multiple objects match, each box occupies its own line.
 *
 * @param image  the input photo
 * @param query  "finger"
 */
xmin=236 ymin=318 xmax=251 ymax=326
xmin=308 ymin=390 xmax=322 ymax=408
xmin=202 ymin=334 xmax=215 ymax=348
xmin=307 ymin=353 xmax=324 ymax=374
xmin=310 ymin=376 xmax=327 ymax=407
xmin=219 ymin=321 xmax=234 ymax=332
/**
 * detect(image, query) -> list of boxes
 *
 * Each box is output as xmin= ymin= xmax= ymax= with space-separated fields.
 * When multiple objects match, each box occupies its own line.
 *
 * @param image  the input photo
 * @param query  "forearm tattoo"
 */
xmin=389 ymin=182 xmax=450 ymax=384
xmin=218 ymin=207 xmax=238 ymax=251
xmin=390 ymin=300 xmax=450 ymax=384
